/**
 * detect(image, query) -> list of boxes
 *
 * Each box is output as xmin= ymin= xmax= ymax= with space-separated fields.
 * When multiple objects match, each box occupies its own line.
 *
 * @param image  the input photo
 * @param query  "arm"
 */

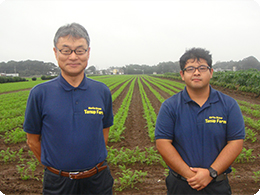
xmin=187 ymin=139 xmax=244 ymax=191
xmin=26 ymin=133 xmax=41 ymax=163
xmin=156 ymin=139 xmax=196 ymax=179
xmin=103 ymin=127 xmax=110 ymax=146
xmin=211 ymin=139 xmax=243 ymax=173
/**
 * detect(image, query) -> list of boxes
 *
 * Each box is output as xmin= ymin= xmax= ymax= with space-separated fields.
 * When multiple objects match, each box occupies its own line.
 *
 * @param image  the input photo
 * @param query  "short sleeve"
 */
xmin=226 ymin=100 xmax=245 ymax=141
xmin=23 ymin=87 xmax=42 ymax=134
xmin=155 ymin=101 xmax=175 ymax=140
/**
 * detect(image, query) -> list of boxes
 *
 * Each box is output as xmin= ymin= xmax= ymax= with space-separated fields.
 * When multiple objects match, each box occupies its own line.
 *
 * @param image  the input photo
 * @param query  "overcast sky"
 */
xmin=0 ymin=0 xmax=260 ymax=69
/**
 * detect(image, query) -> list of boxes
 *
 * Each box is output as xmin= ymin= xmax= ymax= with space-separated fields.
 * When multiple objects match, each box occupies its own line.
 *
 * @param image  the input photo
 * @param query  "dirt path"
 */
xmin=122 ymin=79 xmax=154 ymax=150
xmin=0 ymin=88 xmax=31 ymax=95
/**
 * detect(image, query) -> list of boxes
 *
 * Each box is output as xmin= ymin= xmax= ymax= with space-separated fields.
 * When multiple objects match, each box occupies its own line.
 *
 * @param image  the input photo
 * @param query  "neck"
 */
xmin=61 ymin=72 xmax=84 ymax=87
xmin=186 ymin=85 xmax=210 ymax=107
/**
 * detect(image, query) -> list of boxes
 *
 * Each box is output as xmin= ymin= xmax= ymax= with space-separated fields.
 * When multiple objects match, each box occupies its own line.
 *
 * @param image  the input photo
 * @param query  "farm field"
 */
xmin=0 ymin=75 xmax=260 ymax=195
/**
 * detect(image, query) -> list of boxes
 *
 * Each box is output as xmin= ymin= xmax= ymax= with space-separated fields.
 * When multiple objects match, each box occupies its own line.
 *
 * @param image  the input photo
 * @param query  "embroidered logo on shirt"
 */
xmin=205 ymin=116 xmax=226 ymax=124
xmin=84 ymin=107 xmax=104 ymax=115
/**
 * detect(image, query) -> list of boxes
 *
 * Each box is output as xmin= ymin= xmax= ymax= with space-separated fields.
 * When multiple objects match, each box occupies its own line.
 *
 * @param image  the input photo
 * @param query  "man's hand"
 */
xmin=156 ymin=139 xmax=196 ymax=179
xmin=187 ymin=167 xmax=212 ymax=191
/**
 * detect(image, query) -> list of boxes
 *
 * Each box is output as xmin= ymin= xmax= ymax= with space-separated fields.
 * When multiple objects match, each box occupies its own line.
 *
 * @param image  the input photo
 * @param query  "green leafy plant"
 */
xmin=17 ymin=148 xmax=25 ymax=163
xmin=235 ymin=148 xmax=255 ymax=163
xmin=16 ymin=165 xmax=31 ymax=180
xmin=252 ymin=171 xmax=260 ymax=183
xmin=114 ymin=165 xmax=147 ymax=191
xmin=231 ymin=167 xmax=237 ymax=178
xmin=0 ymin=147 xmax=17 ymax=163
xmin=164 ymin=168 xmax=169 ymax=177
xmin=245 ymin=127 xmax=257 ymax=143
xmin=107 ymin=146 xmax=167 ymax=167
xmin=4 ymin=127 xmax=26 ymax=144
xmin=16 ymin=151 xmax=39 ymax=180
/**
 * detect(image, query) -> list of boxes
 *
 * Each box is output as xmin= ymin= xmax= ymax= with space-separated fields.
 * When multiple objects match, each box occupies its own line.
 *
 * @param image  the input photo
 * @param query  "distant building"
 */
xmin=48 ymin=71 xmax=58 ymax=76
xmin=118 ymin=69 xmax=124 ymax=75
xmin=214 ymin=68 xmax=224 ymax=72
xmin=111 ymin=68 xmax=124 ymax=75
xmin=113 ymin=69 xmax=118 ymax=74
xmin=0 ymin=73 xmax=19 ymax=77
xmin=214 ymin=68 xmax=232 ymax=72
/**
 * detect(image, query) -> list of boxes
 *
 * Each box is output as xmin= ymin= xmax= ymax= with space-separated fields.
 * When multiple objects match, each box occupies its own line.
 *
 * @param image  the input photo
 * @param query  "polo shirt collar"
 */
xmin=182 ymin=85 xmax=219 ymax=105
xmin=58 ymin=74 xmax=88 ymax=91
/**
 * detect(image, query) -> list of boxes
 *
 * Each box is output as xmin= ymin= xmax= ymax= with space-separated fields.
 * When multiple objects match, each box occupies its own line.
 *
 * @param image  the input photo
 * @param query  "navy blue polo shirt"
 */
xmin=24 ymin=74 xmax=113 ymax=171
xmin=155 ymin=86 xmax=245 ymax=173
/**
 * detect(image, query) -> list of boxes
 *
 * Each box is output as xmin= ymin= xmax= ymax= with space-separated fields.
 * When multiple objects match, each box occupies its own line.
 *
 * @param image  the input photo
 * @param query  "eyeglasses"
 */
xmin=183 ymin=65 xmax=211 ymax=73
xmin=58 ymin=48 xmax=88 ymax=55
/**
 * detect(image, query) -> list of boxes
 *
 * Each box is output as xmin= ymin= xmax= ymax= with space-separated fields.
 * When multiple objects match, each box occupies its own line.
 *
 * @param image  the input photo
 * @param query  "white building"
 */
xmin=0 ymin=73 xmax=19 ymax=77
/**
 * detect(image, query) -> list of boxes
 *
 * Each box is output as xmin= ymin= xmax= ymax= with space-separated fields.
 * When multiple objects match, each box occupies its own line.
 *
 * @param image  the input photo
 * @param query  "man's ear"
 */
xmin=53 ymin=47 xmax=58 ymax=60
xmin=180 ymin=70 xmax=185 ymax=81
xmin=210 ymin=68 xmax=214 ymax=79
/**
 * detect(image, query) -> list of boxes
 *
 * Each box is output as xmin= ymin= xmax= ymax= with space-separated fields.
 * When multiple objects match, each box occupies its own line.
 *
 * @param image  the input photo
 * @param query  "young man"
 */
xmin=23 ymin=23 xmax=114 ymax=194
xmin=155 ymin=48 xmax=245 ymax=194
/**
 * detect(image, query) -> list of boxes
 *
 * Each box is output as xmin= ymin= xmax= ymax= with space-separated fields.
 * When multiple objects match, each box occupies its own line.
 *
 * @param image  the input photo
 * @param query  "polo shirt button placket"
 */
xmin=73 ymin=89 xmax=79 ymax=112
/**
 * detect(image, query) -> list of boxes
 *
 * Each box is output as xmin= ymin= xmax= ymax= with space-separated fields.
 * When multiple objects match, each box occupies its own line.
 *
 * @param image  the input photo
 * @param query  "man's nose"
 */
xmin=194 ymin=68 xmax=200 ymax=74
xmin=68 ymin=51 xmax=78 ymax=59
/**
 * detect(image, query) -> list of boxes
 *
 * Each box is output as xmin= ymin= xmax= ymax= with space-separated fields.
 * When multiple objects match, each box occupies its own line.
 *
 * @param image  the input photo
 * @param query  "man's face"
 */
xmin=53 ymin=35 xmax=90 ymax=78
xmin=180 ymin=58 xmax=213 ymax=90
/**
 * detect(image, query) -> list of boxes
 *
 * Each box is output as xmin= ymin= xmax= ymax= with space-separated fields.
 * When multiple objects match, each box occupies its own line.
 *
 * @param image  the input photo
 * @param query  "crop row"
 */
xmin=149 ymin=76 xmax=185 ymax=92
xmin=91 ymin=75 xmax=133 ymax=90
xmin=0 ymin=91 xmax=29 ymax=120
xmin=109 ymin=78 xmax=136 ymax=142
xmin=210 ymin=70 xmax=260 ymax=94
xmin=138 ymin=77 xmax=157 ymax=142
xmin=144 ymin=76 xmax=176 ymax=96
xmin=107 ymin=146 xmax=166 ymax=167
xmin=111 ymin=77 xmax=133 ymax=102
xmin=141 ymin=77 xmax=165 ymax=103
xmin=0 ymin=91 xmax=29 ymax=145
xmin=0 ymin=80 xmax=46 ymax=94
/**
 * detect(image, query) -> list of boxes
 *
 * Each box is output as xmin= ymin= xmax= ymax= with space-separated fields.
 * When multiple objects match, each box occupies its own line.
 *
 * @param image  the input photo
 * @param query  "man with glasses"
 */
xmin=155 ymin=48 xmax=245 ymax=194
xmin=24 ymin=23 xmax=114 ymax=194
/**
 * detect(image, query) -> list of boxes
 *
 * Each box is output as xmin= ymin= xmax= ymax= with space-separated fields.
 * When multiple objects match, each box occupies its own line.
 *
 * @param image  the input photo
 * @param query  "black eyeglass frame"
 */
xmin=183 ymin=65 xmax=211 ymax=73
xmin=58 ymin=48 xmax=88 ymax=55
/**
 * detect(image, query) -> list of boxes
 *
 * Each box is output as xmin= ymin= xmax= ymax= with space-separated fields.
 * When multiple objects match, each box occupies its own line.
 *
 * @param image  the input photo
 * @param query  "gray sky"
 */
xmin=0 ymin=0 xmax=260 ymax=70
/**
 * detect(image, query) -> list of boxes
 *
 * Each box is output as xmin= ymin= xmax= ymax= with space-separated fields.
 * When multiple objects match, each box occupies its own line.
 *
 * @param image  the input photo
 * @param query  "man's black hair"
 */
xmin=179 ymin=48 xmax=212 ymax=71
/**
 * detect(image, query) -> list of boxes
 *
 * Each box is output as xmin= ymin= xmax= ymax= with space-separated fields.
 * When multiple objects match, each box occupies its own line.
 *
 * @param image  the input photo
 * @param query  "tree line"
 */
xmin=0 ymin=60 xmax=60 ymax=77
xmin=0 ymin=56 xmax=259 ymax=78
xmin=108 ymin=56 xmax=260 ymax=74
